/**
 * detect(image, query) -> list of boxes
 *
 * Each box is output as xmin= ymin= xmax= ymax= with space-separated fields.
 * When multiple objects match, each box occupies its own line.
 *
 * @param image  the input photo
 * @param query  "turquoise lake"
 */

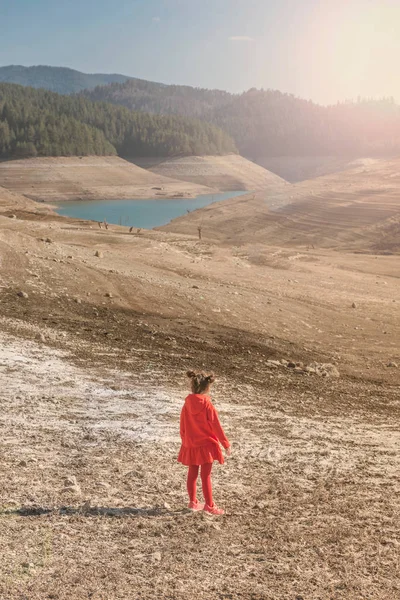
xmin=55 ymin=191 xmax=246 ymax=229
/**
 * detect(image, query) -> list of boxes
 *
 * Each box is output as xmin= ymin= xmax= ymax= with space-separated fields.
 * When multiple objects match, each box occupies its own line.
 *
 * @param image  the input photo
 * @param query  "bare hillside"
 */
xmin=0 ymin=157 xmax=215 ymax=202
xmin=0 ymin=185 xmax=52 ymax=215
xmin=162 ymin=158 xmax=400 ymax=252
xmin=0 ymin=174 xmax=399 ymax=599
xmin=252 ymin=156 xmax=377 ymax=183
xmin=150 ymin=155 xmax=288 ymax=191
xmin=0 ymin=186 xmax=30 ymax=212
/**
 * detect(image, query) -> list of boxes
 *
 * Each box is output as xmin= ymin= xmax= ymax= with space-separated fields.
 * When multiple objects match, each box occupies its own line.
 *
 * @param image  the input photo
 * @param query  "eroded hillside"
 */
xmin=0 ymin=157 xmax=215 ymax=202
xmin=163 ymin=158 xmax=400 ymax=253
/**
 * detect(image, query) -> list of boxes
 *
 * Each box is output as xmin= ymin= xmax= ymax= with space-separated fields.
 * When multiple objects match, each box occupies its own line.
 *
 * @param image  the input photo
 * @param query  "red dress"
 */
xmin=178 ymin=394 xmax=230 ymax=466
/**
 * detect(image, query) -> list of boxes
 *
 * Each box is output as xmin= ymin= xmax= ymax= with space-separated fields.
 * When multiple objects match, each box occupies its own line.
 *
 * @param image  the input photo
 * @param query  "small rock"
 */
xmin=36 ymin=333 xmax=46 ymax=343
xmin=294 ymin=367 xmax=305 ymax=374
xmin=352 ymin=302 xmax=357 ymax=308
xmin=192 ymin=285 xmax=199 ymax=289
xmin=163 ymin=502 xmax=171 ymax=510
xmin=17 ymin=291 xmax=29 ymax=299
xmin=94 ymin=250 xmax=103 ymax=258
xmin=18 ymin=460 xmax=28 ymax=467
xmin=64 ymin=475 xmax=77 ymax=487
xmin=45 ymin=238 xmax=53 ymax=244
xmin=9 ymin=214 xmax=16 ymax=219
xmin=387 ymin=361 xmax=398 ymax=368
xmin=267 ymin=360 xmax=281 ymax=367
xmin=287 ymin=361 xmax=296 ymax=368
xmin=310 ymin=362 xmax=340 ymax=378
xmin=74 ymin=298 xmax=82 ymax=304
xmin=265 ymin=361 xmax=278 ymax=369
xmin=105 ymin=292 xmax=113 ymax=298
xmin=63 ymin=484 xmax=81 ymax=496
xmin=152 ymin=551 xmax=162 ymax=562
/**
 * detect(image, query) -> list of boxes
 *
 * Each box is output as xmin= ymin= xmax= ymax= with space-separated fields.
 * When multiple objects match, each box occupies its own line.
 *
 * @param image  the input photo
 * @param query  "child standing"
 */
xmin=178 ymin=370 xmax=231 ymax=515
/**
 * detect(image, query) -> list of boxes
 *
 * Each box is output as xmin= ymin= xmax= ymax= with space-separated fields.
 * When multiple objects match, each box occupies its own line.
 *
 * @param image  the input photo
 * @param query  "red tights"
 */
xmin=187 ymin=463 xmax=213 ymax=507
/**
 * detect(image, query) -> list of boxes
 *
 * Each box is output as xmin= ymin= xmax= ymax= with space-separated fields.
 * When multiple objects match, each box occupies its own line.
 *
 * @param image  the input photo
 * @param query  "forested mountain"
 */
xmin=83 ymin=81 xmax=400 ymax=157
xmin=0 ymin=66 xmax=131 ymax=94
xmin=3 ymin=65 xmax=399 ymax=158
xmin=82 ymin=78 xmax=232 ymax=118
xmin=0 ymin=83 xmax=237 ymax=159
xmin=211 ymin=91 xmax=400 ymax=157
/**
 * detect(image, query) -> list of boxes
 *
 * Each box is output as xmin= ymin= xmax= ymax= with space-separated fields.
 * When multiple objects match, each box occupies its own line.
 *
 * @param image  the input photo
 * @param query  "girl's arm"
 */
xmin=206 ymin=402 xmax=230 ymax=449
xmin=180 ymin=409 xmax=185 ymax=441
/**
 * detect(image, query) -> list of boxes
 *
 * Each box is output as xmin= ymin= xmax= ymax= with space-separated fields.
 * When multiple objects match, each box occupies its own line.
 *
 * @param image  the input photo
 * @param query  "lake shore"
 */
xmin=53 ymin=191 xmax=247 ymax=229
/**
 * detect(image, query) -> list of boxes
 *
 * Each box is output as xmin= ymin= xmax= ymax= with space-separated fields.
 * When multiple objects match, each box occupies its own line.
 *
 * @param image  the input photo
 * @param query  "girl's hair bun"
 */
xmin=187 ymin=370 xmax=215 ymax=393
xmin=206 ymin=373 xmax=215 ymax=384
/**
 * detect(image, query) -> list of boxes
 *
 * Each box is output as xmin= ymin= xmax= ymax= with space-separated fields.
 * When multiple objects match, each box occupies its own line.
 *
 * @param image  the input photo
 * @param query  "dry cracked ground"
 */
xmin=0 ymin=212 xmax=399 ymax=600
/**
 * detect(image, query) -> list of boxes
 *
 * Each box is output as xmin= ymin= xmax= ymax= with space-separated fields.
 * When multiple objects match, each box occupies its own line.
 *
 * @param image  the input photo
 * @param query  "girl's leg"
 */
xmin=200 ymin=463 xmax=213 ymax=507
xmin=187 ymin=465 xmax=199 ymax=502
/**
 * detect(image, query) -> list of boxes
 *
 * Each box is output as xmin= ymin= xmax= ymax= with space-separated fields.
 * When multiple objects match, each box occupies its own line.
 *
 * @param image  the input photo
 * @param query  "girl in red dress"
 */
xmin=178 ymin=370 xmax=231 ymax=515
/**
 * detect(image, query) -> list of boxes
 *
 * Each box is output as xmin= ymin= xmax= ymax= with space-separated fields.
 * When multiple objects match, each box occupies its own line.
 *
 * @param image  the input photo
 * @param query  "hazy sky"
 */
xmin=1 ymin=0 xmax=400 ymax=104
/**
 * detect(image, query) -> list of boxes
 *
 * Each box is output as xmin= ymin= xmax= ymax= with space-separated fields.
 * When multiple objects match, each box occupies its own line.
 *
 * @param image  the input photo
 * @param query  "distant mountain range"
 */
xmin=0 ymin=65 xmax=131 ymax=94
xmin=82 ymin=81 xmax=400 ymax=158
xmin=2 ymin=65 xmax=400 ymax=158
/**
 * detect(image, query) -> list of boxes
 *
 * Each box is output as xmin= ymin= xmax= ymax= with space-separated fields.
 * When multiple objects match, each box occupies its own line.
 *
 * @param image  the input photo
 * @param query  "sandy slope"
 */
xmin=252 ymin=155 xmax=378 ymax=183
xmin=163 ymin=158 xmax=400 ymax=252
xmin=150 ymin=155 xmax=288 ymax=191
xmin=0 ymin=156 xmax=216 ymax=202
xmin=0 ymin=185 xmax=46 ymax=213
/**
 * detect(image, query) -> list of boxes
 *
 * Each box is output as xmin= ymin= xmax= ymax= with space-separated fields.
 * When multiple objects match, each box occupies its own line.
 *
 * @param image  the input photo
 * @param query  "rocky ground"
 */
xmin=0 ymin=202 xmax=399 ymax=599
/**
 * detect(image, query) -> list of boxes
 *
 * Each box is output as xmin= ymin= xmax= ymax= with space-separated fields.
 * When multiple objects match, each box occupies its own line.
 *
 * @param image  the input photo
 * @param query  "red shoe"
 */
xmin=203 ymin=504 xmax=225 ymax=516
xmin=188 ymin=500 xmax=205 ymax=511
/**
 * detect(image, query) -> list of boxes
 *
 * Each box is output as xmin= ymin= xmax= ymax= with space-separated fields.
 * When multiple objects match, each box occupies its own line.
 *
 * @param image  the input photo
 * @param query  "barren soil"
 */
xmin=163 ymin=159 xmax=400 ymax=253
xmin=251 ymin=156 xmax=377 ymax=183
xmin=0 ymin=157 xmax=216 ymax=202
xmin=0 ymin=174 xmax=399 ymax=599
xmin=150 ymin=155 xmax=287 ymax=192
